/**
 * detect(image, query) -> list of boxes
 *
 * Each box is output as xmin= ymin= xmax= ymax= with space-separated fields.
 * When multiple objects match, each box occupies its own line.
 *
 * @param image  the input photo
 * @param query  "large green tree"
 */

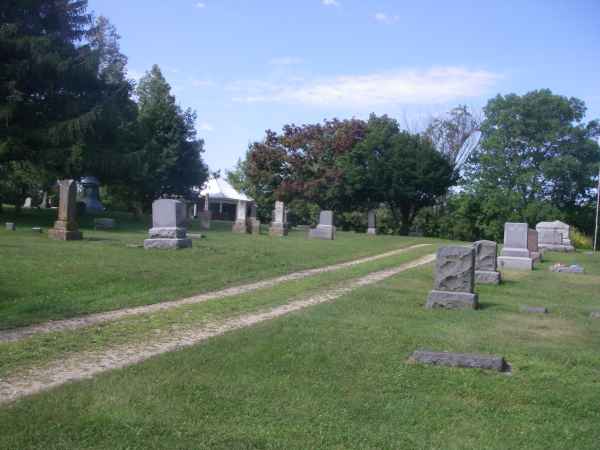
xmin=464 ymin=89 xmax=600 ymax=235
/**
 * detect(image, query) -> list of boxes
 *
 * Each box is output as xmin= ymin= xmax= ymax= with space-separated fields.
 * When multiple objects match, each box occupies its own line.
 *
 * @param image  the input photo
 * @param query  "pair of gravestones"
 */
xmin=425 ymin=240 xmax=501 ymax=310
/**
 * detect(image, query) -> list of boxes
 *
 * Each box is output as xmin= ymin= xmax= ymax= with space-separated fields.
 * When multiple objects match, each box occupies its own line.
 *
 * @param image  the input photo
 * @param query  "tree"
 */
xmin=464 ymin=89 xmax=600 ymax=233
xmin=342 ymin=115 xmax=456 ymax=235
xmin=127 ymin=65 xmax=208 ymax=210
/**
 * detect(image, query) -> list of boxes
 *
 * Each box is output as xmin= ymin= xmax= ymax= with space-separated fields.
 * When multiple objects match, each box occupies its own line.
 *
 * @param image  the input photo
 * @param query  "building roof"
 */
xmin=199 ymin=176 xmax=253 ymax=202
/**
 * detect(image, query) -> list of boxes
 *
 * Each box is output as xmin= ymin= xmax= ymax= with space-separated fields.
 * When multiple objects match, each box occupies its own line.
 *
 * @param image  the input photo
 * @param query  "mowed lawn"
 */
xmin=1 ymin=251 xmax=599 ymax=449
xmin=0 ymin=208 xmax=435 ymax=330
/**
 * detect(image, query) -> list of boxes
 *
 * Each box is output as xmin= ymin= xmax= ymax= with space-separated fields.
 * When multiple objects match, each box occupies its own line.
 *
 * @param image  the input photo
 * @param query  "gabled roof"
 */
xmin=199 ymin=176 xmax=253 ymax=202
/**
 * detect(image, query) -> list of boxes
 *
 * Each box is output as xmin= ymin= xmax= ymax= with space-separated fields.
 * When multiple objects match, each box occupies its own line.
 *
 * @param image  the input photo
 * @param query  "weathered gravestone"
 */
xmin=425 ymin=246 xmax=479 ymax=309
xmin=474 ymin=240 xmax=501 ymax=284
xmin=497 ymin=223 xmax=533 ymax=271
xmin=5 ymin=222 xmax=15 ymax=231
xmin=367 ymin=210 xmax=377 ymax=235
xmin=409 ymin=350 xmax=510 ymax=373
xmin=94 ymin=218 xmax=116 ymax=230
xmin=521 ymin=306 xmax=549 ymax=314
xmin=48 ymin=180 xmax=82 ymax=241
xmin=527 ymin=228 xmax=542 ymax=262
xmin=143 ymin=199 xmax=192 ymax=249
xmin=590 ymin=311 xmax=600 ymax=320
xmin=198 ymin=210 xmax=211 ymax=230
xmin=308 ymin=210 xmax=335 ymax=240
xmin=232 ymin=200 xmax=249 ymax=234
xmin=249 ymin=203 xmax=261 ymax=235
xmin=536 ymin=220 xmax=575 ymax=252
xmin=269 ymin=201 xmax=288 ymax=237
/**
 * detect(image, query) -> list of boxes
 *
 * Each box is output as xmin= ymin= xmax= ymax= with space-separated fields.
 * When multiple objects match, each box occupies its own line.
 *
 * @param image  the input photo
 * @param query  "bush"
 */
xmin=571 ymin=227 xmax=592 ymax=249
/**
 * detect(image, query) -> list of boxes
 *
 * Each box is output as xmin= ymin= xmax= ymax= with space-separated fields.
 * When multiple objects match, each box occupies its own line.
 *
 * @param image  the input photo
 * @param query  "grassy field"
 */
xmin=0 ymin=207 xmax=436 ymax=330
xmin=1 ymin=249 xmax=599 ymax=449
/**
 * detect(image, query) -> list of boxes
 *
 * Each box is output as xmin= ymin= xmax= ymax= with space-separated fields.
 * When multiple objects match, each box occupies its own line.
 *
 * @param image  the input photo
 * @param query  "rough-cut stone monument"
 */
xmin=536 ymin=220 xmax=575 ymax=252
xmin=409 ymin=350 xmax=510 ymax=373
xmin=48 ymin=179 xmax=82 ymax=241
xmin=308 ymin=210 xmax=335 ymax=240
xmin=473 ymin=240 xmax=501 ymax=284
xmin=269 ymin=201 xmax=288 ymax=236
xmin=249 ymin=203 xmax=261 ymax=235
xmin=367 ymin=210 xmax=377 ymax=235
xmin=425 ymin=246 xmax=479 ymax=309
xmin=232 ymin=200 xmax=249 ymax=234
xmin=527 ymin=228 xmax=542 ymax=262
xmin=144 ymin=199 xmax=191 ymax=249
xmin=497 ymin=223 xmax=533 ymax=271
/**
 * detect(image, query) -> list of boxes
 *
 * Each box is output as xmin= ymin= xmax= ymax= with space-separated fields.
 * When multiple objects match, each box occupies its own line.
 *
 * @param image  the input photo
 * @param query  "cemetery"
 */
xmin=1 ymin=1 xmax=600 ymax=449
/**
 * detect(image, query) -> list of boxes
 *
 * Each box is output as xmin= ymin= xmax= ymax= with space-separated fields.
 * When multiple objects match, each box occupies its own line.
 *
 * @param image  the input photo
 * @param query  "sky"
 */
xmin=88 ymin=0 xmax=600 ymax=172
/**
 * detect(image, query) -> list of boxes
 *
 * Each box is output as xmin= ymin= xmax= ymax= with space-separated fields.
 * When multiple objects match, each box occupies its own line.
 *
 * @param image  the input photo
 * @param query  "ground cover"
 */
xmin=0 ymin=207 xmax=434 ymax=329
xmin=1 ymin=250 xmax=598 ymax=449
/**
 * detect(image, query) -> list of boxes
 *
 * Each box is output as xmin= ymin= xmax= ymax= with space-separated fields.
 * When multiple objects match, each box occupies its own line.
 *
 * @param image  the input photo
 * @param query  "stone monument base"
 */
xmin=232 ymin=219 xmax=249 ymax=234
xmin=497 ymin=256 xmax=533 ymax=271
xmin=367 ymin=227 xmax=377 ymax=235
xmin=269 ymin=223 xmax=288 ymax=236
xmin=475 ymin=270 xmax=501 ymax=285
xmin=149 ymin=227 xmax=187 ymax=238
xmin=501 ymin=247 xmax=531 ymax=258
xmin=48 ymin=228 xmax=82 ymax=241
xmin=144 ymin=238 xmax=192 ymax=249
xmin=539 ymin=244 xmax=575 ymax=252
xmin=308 ymin=225 xmax=335 ymax=240
xmin=425 ymin=290 xmax=479 ymax=309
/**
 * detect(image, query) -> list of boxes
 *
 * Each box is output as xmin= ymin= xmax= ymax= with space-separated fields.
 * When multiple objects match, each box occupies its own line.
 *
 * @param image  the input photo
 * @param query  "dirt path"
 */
xmin=0 ymin=244 xmax=432 ymax=343
xmin=0 ymin=253 xmax=435 ymax=405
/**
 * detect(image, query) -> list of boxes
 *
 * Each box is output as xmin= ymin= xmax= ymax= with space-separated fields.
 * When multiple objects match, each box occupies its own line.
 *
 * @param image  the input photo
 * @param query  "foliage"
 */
xmin=570 ymin=227 xmax=592 ymax=249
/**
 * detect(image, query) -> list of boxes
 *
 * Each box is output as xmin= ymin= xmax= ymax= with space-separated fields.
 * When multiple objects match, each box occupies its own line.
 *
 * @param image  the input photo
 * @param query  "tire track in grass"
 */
xmin=0 ymin=244 xmax=432 ymax=343
xmin=0 ymin=253 xmax=435 ymax=405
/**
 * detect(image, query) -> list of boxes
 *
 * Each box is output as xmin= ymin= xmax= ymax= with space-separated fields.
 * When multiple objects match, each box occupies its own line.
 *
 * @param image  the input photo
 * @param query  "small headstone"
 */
xmin=590 ymin=311 xmax=600 ymax=319
xmin=31 ymin=227 xmax=42 ymax=233
xmin=474 ymin=240 xmax=501 ymax=285
xmin=94 ymin=218 xmax=115 ymax=230
xmin=5 ymin=222 xmax=16 ymax=231
xmin=23 ymin=197 xmax=32 ymax=208
xmin=409 ymin=350 xmax=510 ymax=373
xmin=498 ymin=223 xmax=532 ymax=271
xmin=269 ymin=201 xmax=288 ymax=236
xmin=367 ymin=210 xmax=377 ymax=235
xmin=143 ymin=199 xmax=192 ymax=249
xmin=536 ymin=220 xmax=575 ymax=252
xmin=232 ymin=200 xmax=249 ymax=234
xmin=425 ymin=246 xmax=479 ymax=309
xmin=521 ymin=306 xmax=549 ymax=314
xmin=48 ymin=180 xmax=83 ymax=241
xmin=308 ymin=210 xmax=335 ymax=240
xmin=198 ymin=210 xmax=211 ymax=230
xmin=527 ymin=229 xmax=542 ymax=262
xmin=549 ymin=263 xmax=584 ymax=274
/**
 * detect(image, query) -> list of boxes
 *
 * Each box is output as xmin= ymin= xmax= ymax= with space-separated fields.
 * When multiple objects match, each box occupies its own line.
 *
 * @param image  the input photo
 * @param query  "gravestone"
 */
xmin=232 ymin=200 xmax=249 ymax=234
xmin=549 ymin=263 xmax=584 ymax=274
xmin=590 ymin=311 xmax=600 ymax=319
xmin=425 ymin=246 xmax=479 ymax=309
xmin=198 ymin=210 xmax=211 ymax=230
xmin=473 ymin=240 xmax=501 ymax=284
xmin=143 ymin=199 xmax=191 ymax=249
xmin=23 ymin=197 xmax=32 ymax=208
xmin=79 ymin=176 xmax=104 ymax=214
xmin=536 ymin=221 xmax=574 ymax=252
xmin=94 ymin=218 xmax=115 ymax=230
xmin=32 ymin=227 xmax=42 ymax=233
xmin=527 ymin=229 xmax=541 ymax=262
xmin=48 ymin=180 xmax=82 ymax=240
xmin=269 ymin=201 xmax=288 ymax=237
xmin=249 ymin=203 xmax=261 ymax=234
xmin=5 ymin=222 xmax=15 ymax=231
xmin=497 ymin=223 xmax=533 ymax=271
xmin=409 ymin=350 xmax=510 ymax=373
xmin=367 ymin=210 xmax=377 ymax=235
xmin=308 ymin=210 xmax=335 ymax=240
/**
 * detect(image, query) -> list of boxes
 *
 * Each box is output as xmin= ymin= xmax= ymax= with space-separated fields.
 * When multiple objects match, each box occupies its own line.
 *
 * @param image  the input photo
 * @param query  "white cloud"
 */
xmin=230 ymin=67 xmax=501 ymax=108
xmin=321 ymin=0 xmax=340 ymax=6
xmin=198 ymin=122 xmax=214 ymax=132
xmin=195 ymin=2 xmax=206 ymax=8
xmin=374 ymin=12 xmax=399 ymax=24
xmin=191 ymin=78 xmax=215 ymax=88
xmin=269 ymin=56 xmax=304 ymax=66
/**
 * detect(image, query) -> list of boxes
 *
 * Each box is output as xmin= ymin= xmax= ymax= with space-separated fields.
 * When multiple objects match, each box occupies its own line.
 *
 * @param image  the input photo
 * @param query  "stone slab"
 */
xmin=539 ymin=243 xmax=575 ymax=252
xmin=433 ymin=246 xmax=475 ymax=293
xmin=5 ymin=222 xmax=15 ymax=231
xmin=497 ymin=256 xmax=533 ymax=271
xmin=409 ymin=350 xmax=510 ymax=373
xmin=308 ymin=225 xmax=335 ymax=240
xmin=425 ymin=290 xmax=479 ymax=309
xmin=149 ymin=227 xmax=187 ymax=239
xmin=319 ymin=210 xmax=334 ymax=226
xmin=367 ymin=210 xmax=376 ymax=229
xmin=143 ymin=238 xmax=192 ymax=249
xmin=521 ymin=306 xmax=548 ymax=314
xmin=367 ymin=228 xmax=377 ymax=235
xmin=503 ymin=222 xmax=528 ymax=250
xmin=475 ymin=270 xmax=501 ymax=285
xmin=590 ymin=311 xmax=600 ymax=319
xmin=94 ymin=218 xmax=115 ymax=230
xmin=48 ymin=229 xmax=82 ymax=241
xmin=151 ymin=199 xmax=187 ymax=228
xmin=198 ymin=211 xmax=211 ymax=230
xmin=31 ymin=227 xmax=43 ymax=233
xmin=473 ymin=240 xmax=497 ymax=272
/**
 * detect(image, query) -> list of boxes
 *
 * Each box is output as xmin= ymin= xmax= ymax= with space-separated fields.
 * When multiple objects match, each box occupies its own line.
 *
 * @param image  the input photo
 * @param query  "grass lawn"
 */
xmin=0 ymin=207 xmax=437 ymax=330
xmin=1 ymin=250 xmax=599 ymax=449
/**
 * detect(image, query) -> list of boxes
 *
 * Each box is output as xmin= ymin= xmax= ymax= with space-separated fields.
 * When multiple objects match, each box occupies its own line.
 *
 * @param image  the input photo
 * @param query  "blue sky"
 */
xmin=88 ymin=0 xmax=600 ymax=172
